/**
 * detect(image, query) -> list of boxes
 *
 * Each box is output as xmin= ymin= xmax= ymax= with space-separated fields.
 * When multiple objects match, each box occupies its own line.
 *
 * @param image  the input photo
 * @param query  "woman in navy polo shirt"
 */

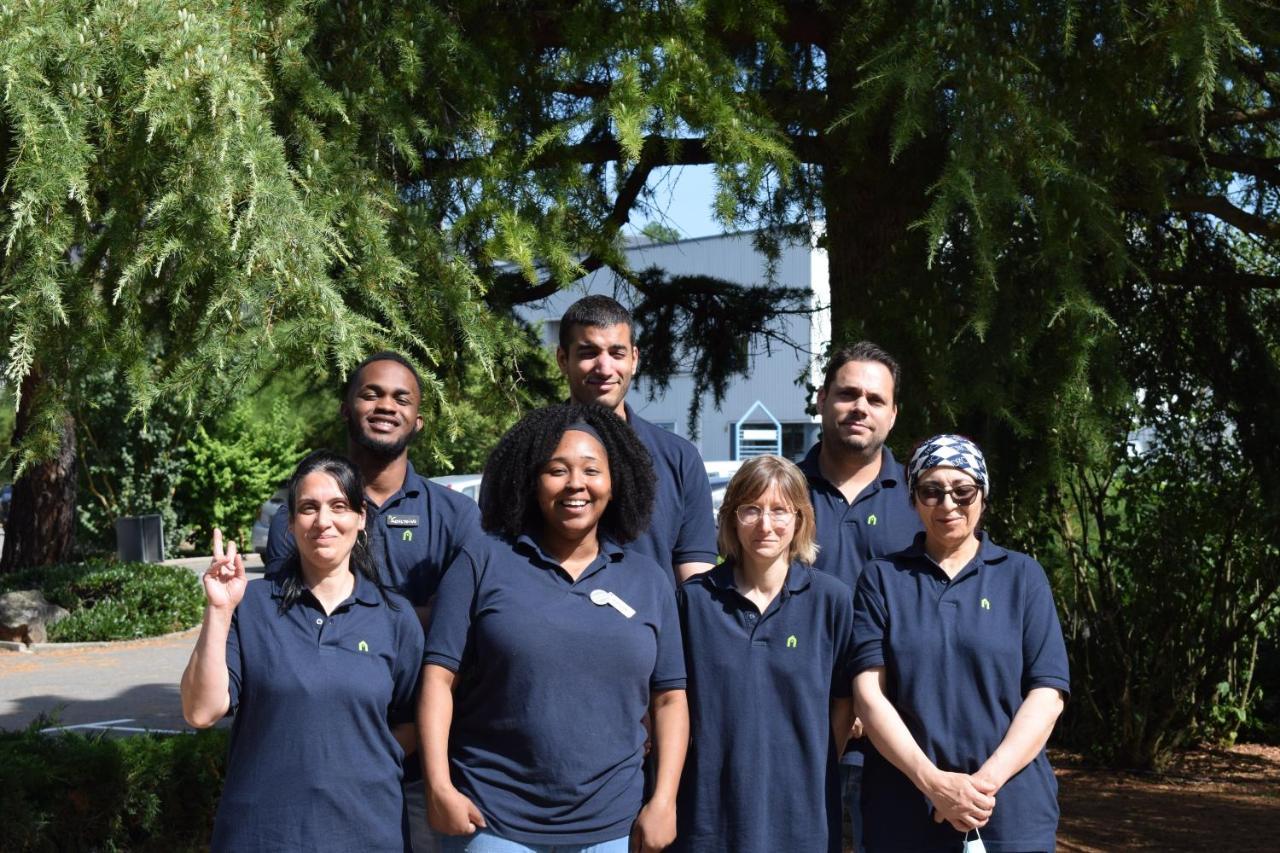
xmin=852 ymin=435 xmax=1070 ymax=853
xmin=420 ymin=403 xmax=689 ymax=853
xmin=674 ymin=455 xmax=855 ymax=853
xmin=181 ymin=450 xmax=424 ymax=852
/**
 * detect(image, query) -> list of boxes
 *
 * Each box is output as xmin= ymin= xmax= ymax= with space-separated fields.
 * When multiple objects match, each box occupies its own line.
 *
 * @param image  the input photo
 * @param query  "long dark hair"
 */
xmin=275 ymin=450 xmax=397 ymax=612
xmin=478 ymin=403 xmax=656 ymax=544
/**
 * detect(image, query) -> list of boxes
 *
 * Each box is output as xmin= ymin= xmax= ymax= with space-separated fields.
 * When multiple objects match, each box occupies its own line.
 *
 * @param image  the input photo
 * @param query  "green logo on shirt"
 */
xmin=981 ymin=598 xmax=991 ymax=610
xmin=402 ymin=530 xmax=413 ymax=542
xmin=357 ymin=640 xmax=369 ymax=652
xmin=786 ymin=635 xmax=798 ymax=648
xmin=867 ymin=514 xmax=878 ymax=525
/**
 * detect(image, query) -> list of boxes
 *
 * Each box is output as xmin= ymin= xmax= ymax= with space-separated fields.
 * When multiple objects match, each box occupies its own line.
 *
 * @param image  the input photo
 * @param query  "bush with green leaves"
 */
xmin=176 ymin=399 xmax=305 ymax=547
xmin=0 ymin=562 xmax=204 ymax=642
xmin=0 ymin=723 xmax=226 ymax=852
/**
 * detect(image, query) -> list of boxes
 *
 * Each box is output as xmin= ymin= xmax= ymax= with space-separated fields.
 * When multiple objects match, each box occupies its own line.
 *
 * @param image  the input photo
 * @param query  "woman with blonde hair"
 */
xmin=672 ymin=455 xmax=855 ymax=853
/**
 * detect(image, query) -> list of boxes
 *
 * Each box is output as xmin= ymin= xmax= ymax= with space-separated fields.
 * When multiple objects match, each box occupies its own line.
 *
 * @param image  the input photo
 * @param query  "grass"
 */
xmin=0 ymin=561 xmax=204 ymax=642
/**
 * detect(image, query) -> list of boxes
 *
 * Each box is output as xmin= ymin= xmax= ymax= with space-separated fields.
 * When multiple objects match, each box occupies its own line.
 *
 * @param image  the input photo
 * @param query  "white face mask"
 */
xmin=963 ymin=828 xmax=987 ymax=853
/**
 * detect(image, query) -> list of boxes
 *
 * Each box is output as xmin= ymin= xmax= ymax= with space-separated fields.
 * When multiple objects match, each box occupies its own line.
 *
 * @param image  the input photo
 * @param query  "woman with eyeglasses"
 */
xmin=851 ymin=435 xmax=1070 ymax=853
xmin=672 ymin=455 xmax=854 ymax=853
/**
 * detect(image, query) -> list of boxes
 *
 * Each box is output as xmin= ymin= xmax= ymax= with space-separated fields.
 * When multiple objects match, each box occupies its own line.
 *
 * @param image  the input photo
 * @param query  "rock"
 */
xmin=0 ymin=589 xmax=71 ymax=645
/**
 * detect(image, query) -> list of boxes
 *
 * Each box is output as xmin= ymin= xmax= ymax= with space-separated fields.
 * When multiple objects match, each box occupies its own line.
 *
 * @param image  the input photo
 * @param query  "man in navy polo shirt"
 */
xmin=799 ymin=341 xmax=923 ymax=852
xmin=556 ymin=296 xmax=718 ymax=584
xmin=264 ymin=350 xmax=480 ymax=853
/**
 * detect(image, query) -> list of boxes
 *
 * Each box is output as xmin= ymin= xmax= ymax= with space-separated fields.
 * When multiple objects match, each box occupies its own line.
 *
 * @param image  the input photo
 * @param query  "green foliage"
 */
xmin=0 ymin=723 xmax=226 ymax=852
xmin=75 ymin=364 xmax=199 ymax=557
xmin=175 ymin=399 xmax=304 ymax=546
xmin=0 ymin=561 xmax=204 ymax=642
xmin=1045 ymin=395 xmax=1279 ymax=768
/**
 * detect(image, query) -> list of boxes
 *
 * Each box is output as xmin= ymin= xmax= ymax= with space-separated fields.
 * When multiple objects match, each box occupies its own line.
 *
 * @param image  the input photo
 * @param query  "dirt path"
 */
xmin=1056 ymin=745 xmax=1280 ymax=851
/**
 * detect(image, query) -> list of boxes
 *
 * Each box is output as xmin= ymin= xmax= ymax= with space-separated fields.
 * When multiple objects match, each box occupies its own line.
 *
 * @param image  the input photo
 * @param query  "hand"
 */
xmin=923 ymin=769 xmax=994 ymax=832
xmin=427 ymin=784 xmax=486 ymax=836
xmin=630 ymin=796 xmax=676 ymax=853
xmin=849 ymin=716 xmax=864 ymax=740
xmin=202 ymin=529 xmax=247 ymax=612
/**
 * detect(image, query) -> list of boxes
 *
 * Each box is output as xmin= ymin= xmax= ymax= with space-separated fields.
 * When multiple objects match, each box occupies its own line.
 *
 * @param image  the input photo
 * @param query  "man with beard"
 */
xmin=264 ymin=351 xmax=481 ymax=626
xmin=799 ymin=341 xmax=923 ymax=853
xmin=263 ymin=352 xmax=480 ymax=853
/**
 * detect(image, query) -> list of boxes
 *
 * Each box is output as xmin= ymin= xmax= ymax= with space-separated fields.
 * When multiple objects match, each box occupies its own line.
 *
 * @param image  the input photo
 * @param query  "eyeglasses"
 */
xmin=735 ymin=505 xmax=796 ymax=525
xmin=915 ymin=483 xmax=982 ymax=507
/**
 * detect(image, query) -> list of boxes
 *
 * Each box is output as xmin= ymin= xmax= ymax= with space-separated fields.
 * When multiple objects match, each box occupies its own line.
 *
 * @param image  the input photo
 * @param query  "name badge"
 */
xmin=386 ymin=515 xmax=420 ymax=527
xmin=589 ymin=589 xmax=636 ymax=619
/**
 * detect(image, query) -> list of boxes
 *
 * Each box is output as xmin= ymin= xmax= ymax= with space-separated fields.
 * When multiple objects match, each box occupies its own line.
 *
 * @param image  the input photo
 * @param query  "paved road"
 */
xmin=0 ymin=554 xmax=263 ymax=734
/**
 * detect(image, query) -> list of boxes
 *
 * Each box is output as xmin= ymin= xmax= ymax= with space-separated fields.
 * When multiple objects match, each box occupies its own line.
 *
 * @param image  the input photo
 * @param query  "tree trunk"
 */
xmin=0 ymin=371 xmax=78 ymax=573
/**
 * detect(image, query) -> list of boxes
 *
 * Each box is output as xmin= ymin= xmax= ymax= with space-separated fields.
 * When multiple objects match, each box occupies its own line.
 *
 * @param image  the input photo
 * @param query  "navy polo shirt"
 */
xmin=625 ymin=404 xmax=718 ymax=582
xmin=424 ymin=531 xmax=686 ymax=846
xmin=265 ymin=461 xmax=481 ymax=606
xmin=851 ymin=534 xmax=1071 ymax=853
xmin=800 ymin=442 xmax=922 ymax=765
xmin=673 ymin=561 xmax=854 ymax=853
xmin=212 ymin=571 xmax=424 ymax=853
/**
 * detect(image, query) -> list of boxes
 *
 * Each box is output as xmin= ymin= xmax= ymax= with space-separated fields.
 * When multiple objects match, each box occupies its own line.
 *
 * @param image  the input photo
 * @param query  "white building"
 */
xmin=517 ymin=231 xmax=831 ymax=462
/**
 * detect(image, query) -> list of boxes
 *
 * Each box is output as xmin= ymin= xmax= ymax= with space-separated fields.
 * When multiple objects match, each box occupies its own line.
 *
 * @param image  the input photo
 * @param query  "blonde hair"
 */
xmin=717 ymin=455 xmax=819 ymax=565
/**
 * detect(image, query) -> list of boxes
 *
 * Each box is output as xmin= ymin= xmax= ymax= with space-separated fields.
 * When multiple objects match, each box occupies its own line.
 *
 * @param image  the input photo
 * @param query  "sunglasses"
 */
xmin=915 ymin=483 xmax=982 ymax=507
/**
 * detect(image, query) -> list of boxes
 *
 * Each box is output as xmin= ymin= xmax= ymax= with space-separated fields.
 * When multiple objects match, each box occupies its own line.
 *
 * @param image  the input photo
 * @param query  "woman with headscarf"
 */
xmin=673 ymin=455 xmax=854 ymax=853
xmin=852 ymin=435 xmax=1070 ymax=853
xmin=418 ymin=403 xmax=688 ymax=853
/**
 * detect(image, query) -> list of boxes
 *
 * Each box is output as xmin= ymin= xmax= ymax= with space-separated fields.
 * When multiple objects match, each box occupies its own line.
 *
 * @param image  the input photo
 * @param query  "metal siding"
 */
xmin=516 ymin=233 xmax=829 ymax=461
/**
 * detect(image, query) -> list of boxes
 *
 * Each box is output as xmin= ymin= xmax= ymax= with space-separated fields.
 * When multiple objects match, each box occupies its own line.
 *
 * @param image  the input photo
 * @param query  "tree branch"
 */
xmin=1145 ymin=106 xmax=1280 ymax=140
xmin=1162 ymin=193 xmax=1280 ymax=238
xmin=1150 ymin=139 xmax=1280 ymax=183
xmin=1148 ymin=269 xmax=1280 ymax=290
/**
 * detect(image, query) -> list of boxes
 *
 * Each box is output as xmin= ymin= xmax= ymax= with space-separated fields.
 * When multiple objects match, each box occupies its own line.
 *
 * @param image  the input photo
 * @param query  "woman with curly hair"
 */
xmin=419 ymin=403 xmax=689 ymax=853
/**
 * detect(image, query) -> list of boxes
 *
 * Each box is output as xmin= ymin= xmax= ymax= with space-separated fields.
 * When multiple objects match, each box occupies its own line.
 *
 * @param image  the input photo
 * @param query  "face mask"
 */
xmin=963 ymin=828 xmax=987 ymax=853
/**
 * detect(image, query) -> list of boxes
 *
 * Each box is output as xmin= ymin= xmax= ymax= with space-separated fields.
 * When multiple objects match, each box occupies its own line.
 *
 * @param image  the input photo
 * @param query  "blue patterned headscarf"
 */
xmin=907 ymin=434 xmax=989 ymax=498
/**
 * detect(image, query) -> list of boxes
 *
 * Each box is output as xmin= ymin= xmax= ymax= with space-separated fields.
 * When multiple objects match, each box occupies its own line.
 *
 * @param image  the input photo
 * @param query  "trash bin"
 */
xmin=115 ymin=514 xmax=166 ymax=563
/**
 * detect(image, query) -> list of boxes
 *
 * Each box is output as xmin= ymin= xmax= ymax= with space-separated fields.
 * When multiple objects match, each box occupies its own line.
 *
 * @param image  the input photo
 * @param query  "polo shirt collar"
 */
xmin=705 ymin=559 xmax=813 ymax=596
xmin=514 ymin=532 xmax=625 ymax=567
xmin=370 ymin=461 xmax=423 ymax=511
xmin=800 ymin=443 xmax=903 ymax=490
xmin=904 ymin=531 xmax=1009 ymax=572
xmin=267 ymin=567 xmax=381 ymax=607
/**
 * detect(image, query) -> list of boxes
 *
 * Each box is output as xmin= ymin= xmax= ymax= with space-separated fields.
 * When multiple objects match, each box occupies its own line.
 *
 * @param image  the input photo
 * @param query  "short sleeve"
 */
xmin=422 ymin=547 xmax=480 ymax=672
xmin=225 ymin=609 xmax=243 ymax=715
xmin=388 ymin=607 xmax=426 ymax=725
xmin=263 ymin=504 xmax=295 ymax=574
xmin=1021 ymin=560 xmax=1071 ymax=698
xmin=829 ymin=587 xmax=856 ymax=699
xmin=672 ymin=451 xmax=719 ymax=566
xmin=851 ymin=566 xmax=890 ymax=674
xmin=651 ymin=581 xmax=687 ymax=691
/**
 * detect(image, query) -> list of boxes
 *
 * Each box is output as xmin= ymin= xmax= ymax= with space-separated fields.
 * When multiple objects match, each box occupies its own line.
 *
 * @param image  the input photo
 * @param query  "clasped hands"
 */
xmin=925 ymin=767 xmax=999 ymax=832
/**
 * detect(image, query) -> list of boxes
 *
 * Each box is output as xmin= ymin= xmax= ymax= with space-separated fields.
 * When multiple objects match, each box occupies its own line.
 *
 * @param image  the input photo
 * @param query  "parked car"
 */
xmin=251 ymin=488 xmax=287 ymax=555
xmin=428 ymin=474 xmax=483 ymax=503
xmin=703 ymin=459 xmax=745 ymax=479
xmin=708 ymin=475 xmax=733 ymax=527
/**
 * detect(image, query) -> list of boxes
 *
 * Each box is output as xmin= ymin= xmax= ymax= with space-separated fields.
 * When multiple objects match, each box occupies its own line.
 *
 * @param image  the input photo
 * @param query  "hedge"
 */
xmin=0 ymin=562 xmax=205 ymax=642
xmin=0 ymin=723 xmax=227 ymax=852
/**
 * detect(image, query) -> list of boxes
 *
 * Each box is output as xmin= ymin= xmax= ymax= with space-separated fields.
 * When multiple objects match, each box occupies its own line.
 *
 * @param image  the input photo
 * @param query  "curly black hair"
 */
xmin=479 ymin=403 xmax=656 ymax=544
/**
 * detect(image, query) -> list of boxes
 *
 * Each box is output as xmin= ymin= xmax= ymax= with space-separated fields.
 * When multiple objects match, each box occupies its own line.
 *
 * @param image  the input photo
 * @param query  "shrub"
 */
xmin=0 ymin=562 xmax=205 ymax=642
xmin=0 ymin=723 xmax=226 ymax=852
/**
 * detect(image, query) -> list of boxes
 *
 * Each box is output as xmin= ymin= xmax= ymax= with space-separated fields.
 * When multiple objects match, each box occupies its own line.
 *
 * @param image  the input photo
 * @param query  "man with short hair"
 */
xmin=800 ymin=341 xmax=923 ymax=853
xmin=264 ymin=350 xmax=480 ymax=853
xmin=556 ymin=295 xmax=717 ymax=583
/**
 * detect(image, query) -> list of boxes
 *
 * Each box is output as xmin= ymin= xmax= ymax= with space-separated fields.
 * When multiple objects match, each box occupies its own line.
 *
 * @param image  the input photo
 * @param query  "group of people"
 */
xmin=181 ymin=295 xmax=1070 ymax=853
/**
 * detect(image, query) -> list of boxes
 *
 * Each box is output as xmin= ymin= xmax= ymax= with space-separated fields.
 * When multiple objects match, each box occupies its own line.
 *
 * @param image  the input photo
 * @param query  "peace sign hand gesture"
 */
xmin=203 ymin=528 xmax=248 ymax=612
